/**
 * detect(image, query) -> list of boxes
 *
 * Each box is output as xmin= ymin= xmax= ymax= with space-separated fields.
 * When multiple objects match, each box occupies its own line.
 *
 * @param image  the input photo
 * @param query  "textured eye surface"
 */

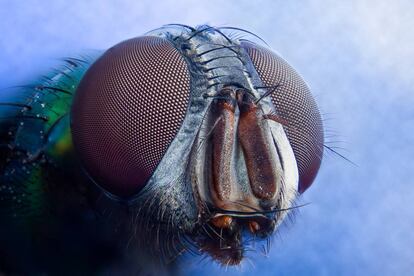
xmin=71 ymin=36 xmax=190 ymax=198
xmin=242 ymin=41 xmax=324 ymax=193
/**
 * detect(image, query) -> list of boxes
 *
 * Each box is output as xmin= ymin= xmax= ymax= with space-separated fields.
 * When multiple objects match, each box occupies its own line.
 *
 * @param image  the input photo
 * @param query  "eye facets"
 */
xmin=71 ymin=37 xmax=190 ymax=198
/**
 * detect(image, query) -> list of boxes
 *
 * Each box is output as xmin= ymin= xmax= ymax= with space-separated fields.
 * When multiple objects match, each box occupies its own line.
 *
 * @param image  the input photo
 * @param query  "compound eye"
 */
xmin=71 ymin=37 xmax=190 ymax=198
xmin=241 ymin=41 xmax=324 ymax=193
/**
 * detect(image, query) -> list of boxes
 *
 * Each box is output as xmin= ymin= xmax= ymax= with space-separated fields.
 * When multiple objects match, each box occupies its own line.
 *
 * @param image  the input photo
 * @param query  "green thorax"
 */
xmin=0 ymin=54 xmax=100 ymax=226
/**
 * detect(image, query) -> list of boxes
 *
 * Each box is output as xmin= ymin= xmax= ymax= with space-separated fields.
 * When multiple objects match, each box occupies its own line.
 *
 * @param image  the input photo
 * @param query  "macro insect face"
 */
xmin=0 ymin=24 xmax=323 ymax=272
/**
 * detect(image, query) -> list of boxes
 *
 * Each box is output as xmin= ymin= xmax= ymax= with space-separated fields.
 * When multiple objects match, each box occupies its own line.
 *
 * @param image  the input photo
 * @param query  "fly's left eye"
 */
xmin=71 ymin=36 xmax=190 ymax=198
xmin=241 ymin=41 xmax=324 ymax=193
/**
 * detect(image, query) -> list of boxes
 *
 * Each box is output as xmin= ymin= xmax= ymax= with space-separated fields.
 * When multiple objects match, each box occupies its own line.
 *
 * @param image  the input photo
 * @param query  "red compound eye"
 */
xmin=71 ymin=36 xmax=190 ymax=198
xmin=241 ymin=41 xmax=324 ymax=193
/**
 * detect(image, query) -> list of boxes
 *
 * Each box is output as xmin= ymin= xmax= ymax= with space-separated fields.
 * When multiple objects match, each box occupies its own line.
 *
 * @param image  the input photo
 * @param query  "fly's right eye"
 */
xmin=71 ymin=36 xmax=191 ymax=198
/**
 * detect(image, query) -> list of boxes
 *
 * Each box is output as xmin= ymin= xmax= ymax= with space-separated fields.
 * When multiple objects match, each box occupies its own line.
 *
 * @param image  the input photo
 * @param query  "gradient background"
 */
xmin=1 ymin=1 xmax=413 ymax=275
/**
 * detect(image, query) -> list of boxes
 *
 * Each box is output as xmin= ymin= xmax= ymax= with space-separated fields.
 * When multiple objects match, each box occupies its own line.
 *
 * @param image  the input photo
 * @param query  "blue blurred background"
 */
xmin=1 ymin=0 xmax=413 ymax=275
